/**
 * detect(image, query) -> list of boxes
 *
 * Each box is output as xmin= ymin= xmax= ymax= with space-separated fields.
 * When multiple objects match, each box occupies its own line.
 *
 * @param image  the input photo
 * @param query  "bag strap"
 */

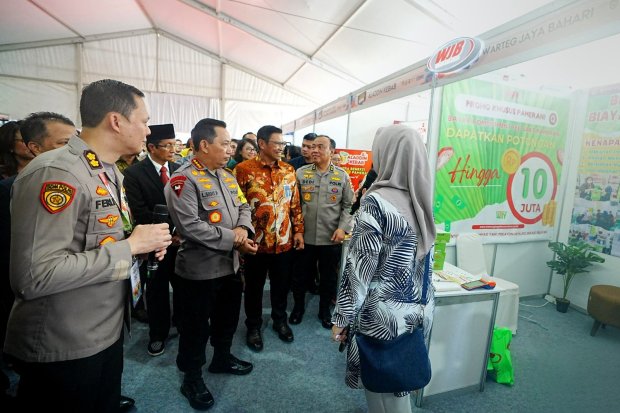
xmin=421 ymin=251 xmax=431 ymax=306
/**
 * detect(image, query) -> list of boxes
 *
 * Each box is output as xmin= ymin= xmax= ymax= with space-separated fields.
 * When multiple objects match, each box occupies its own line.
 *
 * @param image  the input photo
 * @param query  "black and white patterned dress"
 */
xmin=332 ymin=193 xmax=435 ymax=391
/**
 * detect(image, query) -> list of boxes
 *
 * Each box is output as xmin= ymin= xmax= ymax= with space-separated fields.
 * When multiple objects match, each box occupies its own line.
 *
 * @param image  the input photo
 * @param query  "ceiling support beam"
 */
xmin=177 ymin=0 xmax=363 ymax=85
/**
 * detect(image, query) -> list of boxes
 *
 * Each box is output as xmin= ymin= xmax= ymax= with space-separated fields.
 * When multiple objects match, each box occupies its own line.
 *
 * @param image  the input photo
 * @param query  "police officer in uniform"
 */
xmin=5 ymin=79 xmax=171 ymax=412
xmin=290 ymin=135 xmax=353 ymax=328
xmin=165 ymin=118 xmax=258 ymax=411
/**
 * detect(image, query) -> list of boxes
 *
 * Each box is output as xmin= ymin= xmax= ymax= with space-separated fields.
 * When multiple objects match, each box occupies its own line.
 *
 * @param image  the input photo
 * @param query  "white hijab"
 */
xmin=365 ymin=125 xmax=436 ymax=259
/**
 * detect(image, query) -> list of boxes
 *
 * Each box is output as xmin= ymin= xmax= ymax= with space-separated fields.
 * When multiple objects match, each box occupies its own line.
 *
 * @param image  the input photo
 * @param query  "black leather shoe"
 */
xmin=119 ymin=395 xmax=135 ymax=411
xmin=246 ymin=329 xmax=263 ymax=352
xmin=289 ymin=310 xmax=304 ymax=325
xmin=273 ymin=322 xmax=294 ymax=342
xmin=319 ymin=314 xmax=333 ymax=329
xmin=208 ymin=354 xmax=253 ymax=376
xmin=180 ymin=379 xmax=215 ymax=411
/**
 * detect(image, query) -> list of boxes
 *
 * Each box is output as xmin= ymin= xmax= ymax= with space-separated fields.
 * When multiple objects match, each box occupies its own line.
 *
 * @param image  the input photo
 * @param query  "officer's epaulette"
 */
xmin=83 ymin=150 xmax=102 ymax=170
xmin=191 ymin=158 xmax=206 ymax=170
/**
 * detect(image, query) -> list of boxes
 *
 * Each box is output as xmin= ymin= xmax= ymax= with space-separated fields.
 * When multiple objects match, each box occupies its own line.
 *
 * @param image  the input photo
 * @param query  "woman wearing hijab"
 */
xmin=331 ymin=124 xmax=436 ymax=413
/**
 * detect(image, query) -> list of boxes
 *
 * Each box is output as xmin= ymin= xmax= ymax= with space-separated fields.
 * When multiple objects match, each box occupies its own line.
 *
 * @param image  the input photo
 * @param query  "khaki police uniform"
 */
xmin=5 ymin=136 xmax=133 ymax=411
xmin=297 ymin=163 xmax=353 ymax=245
xmin=164 ymin=157 xmax=254 ymax=375
xmin=6 ymin=136 xmax=132 ymax=363
xmin=292 ymin=163 xmax=353 ymax=318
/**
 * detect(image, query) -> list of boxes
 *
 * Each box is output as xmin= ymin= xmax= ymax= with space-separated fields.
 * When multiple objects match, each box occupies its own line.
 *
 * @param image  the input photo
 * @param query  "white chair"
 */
xmin=456 ymin=233 xmax=520 ymax=334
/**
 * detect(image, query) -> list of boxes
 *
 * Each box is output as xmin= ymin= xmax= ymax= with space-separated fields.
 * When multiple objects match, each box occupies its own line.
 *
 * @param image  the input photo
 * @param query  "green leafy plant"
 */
xmin=546 ymin=241 xmax=605 ymax=300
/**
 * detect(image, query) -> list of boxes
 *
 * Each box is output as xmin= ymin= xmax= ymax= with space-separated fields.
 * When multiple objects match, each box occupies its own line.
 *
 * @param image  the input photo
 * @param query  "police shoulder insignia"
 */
xmin=191 ymin=170 xmax=198 ymax=176
xmin=209 ymin=210 xmax=222 ymax=223
xmin=95 ymin=186 xmax=109 ymax=196
xmin=83 ymin=150 xmax=102 ymax=170
xmin=40 ymin=181 xmax=76 ymax=214
xmin=99 ymin=236 xmax=116 ymax=246
xmin=191 ymin=158 xmax=205 ymax=170
xmin=170 ymin=175 xmax=187 ymax=197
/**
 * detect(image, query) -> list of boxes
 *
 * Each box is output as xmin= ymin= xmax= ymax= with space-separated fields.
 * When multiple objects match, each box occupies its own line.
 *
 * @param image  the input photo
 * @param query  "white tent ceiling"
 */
xmin=0 ymin=0 xmax=556 ymax=134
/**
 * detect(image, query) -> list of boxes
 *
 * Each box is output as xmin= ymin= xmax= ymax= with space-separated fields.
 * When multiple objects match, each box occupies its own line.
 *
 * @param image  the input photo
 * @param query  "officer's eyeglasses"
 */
xmin=155 ymin=143 xmax=176 ymax=151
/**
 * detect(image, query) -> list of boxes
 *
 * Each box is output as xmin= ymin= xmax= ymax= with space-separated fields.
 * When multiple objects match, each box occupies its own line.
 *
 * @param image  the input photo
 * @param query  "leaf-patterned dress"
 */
xmin=332 ymin=193 xmax=435 ymax=391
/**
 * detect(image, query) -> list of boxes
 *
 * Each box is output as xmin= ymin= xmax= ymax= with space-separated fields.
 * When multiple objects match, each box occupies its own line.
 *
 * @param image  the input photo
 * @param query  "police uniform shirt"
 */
xmin=5 ymin=136 xmax=133 ymax=363
xmin=164 ymin=158 xmax=253 ymax=281
xmin=296 ymin=163 xmax=354 ymax=245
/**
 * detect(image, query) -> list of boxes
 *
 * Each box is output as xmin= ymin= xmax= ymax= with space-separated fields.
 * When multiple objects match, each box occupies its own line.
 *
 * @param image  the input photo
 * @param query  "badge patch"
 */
xmin=224 ymin=177 xmax=234 ymax=182
xmin=170 ymin=176 xmax=187 ymax=197
xmin=40 ymin=181 xmax=76 ymax=214
xmin=192 ymin=170 xmax=198 ymax=176
xmin=228 ymin=184 xmax=237 ymax=189
xmin=330 ymin=194 xmax=338 ymax=202
xmin=203 ymin=184 xmax=212 ymax=189
xmin=209 ymin=210 xmax=222 ymax=223
xmin=199 ymin=171 xmax=206 ymax=176
xmin=303 ymin=193 xmax=312 ymax=201
xmin=95 ymin=186 xmax=109 ymax=196
xmin=83 ymin=150 xmax=102 ymax=170
xmin=99 ymin=236 xmax=116 ymax=246
xmin=331 ymin=187 xmax=339 ymax=193
xmin=331 ymin=176 xmax=341 ymax=181
xmin=301 ymin=185 xmax=315 ymax=192
xmin=98 ymin=214 xmax=119 ymax=228
xmin=209 ymin=201 xmax=219 ymax=207
xmin=198 ymin=178 xmax=211 ymax=182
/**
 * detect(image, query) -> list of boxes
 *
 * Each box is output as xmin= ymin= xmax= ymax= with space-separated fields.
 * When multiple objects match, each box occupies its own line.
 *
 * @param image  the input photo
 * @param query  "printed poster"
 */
xmin=434 ymin=78 xmax=570 ymax=242
xmin=569 ymin=84 xmax=620 ymax=257
xmin=334 ymin=149 xmax=372 ymax=192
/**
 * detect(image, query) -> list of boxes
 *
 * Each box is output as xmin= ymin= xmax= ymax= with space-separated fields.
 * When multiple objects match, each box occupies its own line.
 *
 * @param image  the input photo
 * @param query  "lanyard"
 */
xmin=98 ymin=172 xmax=133 ymax=234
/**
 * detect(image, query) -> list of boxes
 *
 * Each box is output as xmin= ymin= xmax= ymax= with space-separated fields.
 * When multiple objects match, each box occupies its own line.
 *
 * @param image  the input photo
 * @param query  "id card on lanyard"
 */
xmin=98 ymin=172 xmax=141 ymax=305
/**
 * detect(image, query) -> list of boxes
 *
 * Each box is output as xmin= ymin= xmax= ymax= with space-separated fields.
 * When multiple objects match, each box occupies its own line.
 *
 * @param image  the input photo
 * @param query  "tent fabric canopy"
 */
xmin=0 ymin=0 xmax=553 ymax=136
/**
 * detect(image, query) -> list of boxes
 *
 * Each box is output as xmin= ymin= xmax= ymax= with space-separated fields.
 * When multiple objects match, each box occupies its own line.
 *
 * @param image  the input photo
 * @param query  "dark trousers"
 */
xmin=291 ymin=244 xmax=341 ymax=315
xmin=244 ymin=251 xmax=293 ymax=329
xmin=145 ymin=247 xmax=179 ymax=341
xmin=175 ymin=273 xmax=243 ymax=374
xmin=12 ymin=336 xmax=123 ymax=413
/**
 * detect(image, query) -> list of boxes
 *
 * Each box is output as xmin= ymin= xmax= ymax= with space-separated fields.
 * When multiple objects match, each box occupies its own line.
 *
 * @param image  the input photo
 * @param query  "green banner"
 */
xmin=569 ymin=84 xmax=620 ymax=257
xmin=434 ymin=78 xmax=570 ymax=242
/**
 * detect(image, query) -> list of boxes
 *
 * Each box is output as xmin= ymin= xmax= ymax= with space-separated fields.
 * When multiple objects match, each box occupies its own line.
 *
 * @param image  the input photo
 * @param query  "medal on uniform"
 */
xmin=209 ymin=210 xmax=222 ymax=223
xmin=303 ymin=193 xmax=312 ymax=201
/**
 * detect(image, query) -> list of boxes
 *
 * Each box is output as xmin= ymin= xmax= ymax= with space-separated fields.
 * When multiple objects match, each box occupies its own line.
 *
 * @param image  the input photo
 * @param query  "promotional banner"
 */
xmin=568 ymin=84 xmax=620 ymax=257
xmin=434 ymin=78 xmax=570 ymax=242
xmin=334 ymin=149 xmax=372 ymax=192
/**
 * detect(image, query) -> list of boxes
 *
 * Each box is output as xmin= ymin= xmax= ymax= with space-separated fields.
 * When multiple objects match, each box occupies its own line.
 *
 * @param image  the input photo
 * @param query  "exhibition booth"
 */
xmin=285 ymin=0 xmax=620 ymax=309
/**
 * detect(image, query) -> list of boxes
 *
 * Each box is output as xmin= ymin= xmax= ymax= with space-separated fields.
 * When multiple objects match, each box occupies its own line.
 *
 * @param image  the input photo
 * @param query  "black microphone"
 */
xmin=146 ymin=204 xmax=169 ymax=273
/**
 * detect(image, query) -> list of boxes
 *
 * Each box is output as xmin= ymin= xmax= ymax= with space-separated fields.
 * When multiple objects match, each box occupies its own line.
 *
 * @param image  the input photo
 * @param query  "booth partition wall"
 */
xmin=283 ymin=0 xmax=620 ymax=307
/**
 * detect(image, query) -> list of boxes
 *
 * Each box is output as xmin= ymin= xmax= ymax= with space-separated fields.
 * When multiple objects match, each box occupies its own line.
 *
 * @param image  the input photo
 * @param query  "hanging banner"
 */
xmin=568 ymin=83 xmax=620 ymax=257
xmin=434 ymin=78 xmax=570 ymax=242
xmin=334 ymin=149 xmax=373 ymax=192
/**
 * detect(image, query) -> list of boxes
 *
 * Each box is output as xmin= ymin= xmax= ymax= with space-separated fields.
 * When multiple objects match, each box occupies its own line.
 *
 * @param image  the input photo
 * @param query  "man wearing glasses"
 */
xmin=123 ymin=124 xmax=181 ymax=357
xmin=234 ymin=125 xmax=305 ymax=351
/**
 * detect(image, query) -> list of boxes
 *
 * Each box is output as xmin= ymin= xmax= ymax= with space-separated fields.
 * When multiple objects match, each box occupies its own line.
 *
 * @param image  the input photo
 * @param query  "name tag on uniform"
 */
xmin=284 ymin=184 xmax=292 ymax=199
xmin=130 ymin=260 xmax=142 ymax=307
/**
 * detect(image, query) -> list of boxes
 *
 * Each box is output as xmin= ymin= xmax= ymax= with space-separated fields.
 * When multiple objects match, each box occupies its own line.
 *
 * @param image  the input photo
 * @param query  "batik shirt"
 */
xmin=332 ymin=193 xmax=435 ymax=390
xmin=234 ymin=157 xmax=304 ymax=254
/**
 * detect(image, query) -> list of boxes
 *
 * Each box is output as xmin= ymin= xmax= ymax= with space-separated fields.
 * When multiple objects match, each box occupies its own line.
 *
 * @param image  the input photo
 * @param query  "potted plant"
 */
xmin=546 ymin=240 xmax=605 ymax=312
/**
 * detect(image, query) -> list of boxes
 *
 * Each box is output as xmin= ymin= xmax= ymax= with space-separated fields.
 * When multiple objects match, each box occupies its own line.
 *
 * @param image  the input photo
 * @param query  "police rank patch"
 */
xmin=98 ymin=214 xmax=119 ymax=228
xmin=99 ymin=236 xmax=116 ymax=246
xmin=192 ymin=158 xmax=205 ymax=170
xmin=170 ymin=176 xmax=187 ymax=197
xmin=95 ymin=186 xmax=109 ymax=196
xmin=40 ymin=181 xmax=76 ymax=214
xmin=209 ymin=210 xmax=222 ymax=223
xmin=83 ymin=150 xmax=102 ymax=170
